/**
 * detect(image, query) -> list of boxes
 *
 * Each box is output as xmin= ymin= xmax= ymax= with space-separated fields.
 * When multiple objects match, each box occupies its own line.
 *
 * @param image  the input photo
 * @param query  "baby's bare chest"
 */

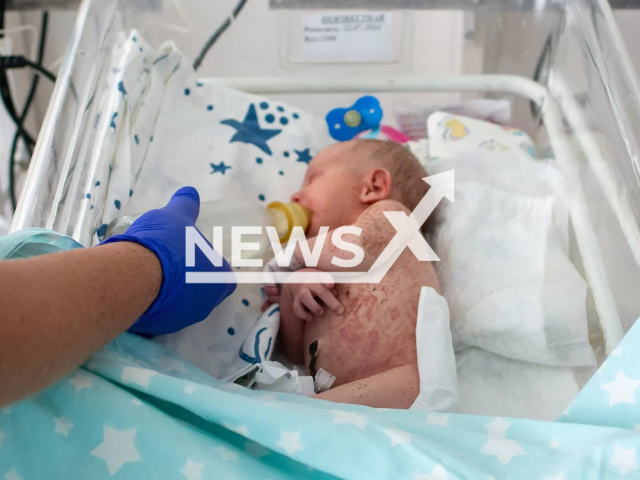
xmin=303 ymin=254 xmax=436 ymax=384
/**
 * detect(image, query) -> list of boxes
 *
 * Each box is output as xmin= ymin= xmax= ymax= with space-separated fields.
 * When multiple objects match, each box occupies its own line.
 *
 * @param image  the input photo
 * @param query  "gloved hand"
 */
xmin=100 ymin=187 xmax=236 ymax=336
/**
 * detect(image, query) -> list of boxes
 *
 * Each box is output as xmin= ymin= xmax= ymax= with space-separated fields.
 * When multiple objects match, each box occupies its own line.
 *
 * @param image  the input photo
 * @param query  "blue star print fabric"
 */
xmin=2 ymin=321 xmax=640 ymax=479
xmin=85 ymin=29 xmax=332 ymax=248
xmin=80 ymin=29 xmax=333 ymax=388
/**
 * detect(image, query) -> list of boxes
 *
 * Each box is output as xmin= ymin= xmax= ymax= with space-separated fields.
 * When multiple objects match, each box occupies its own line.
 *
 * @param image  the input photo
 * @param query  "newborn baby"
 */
xmin=263 ymin=139 xmax=440 ymax=409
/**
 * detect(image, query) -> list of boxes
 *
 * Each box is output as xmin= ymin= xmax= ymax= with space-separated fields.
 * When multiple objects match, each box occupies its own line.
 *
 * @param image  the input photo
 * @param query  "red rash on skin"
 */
xmin=280 ymin=142 xmax=441 ymax=407
xmin=303 ymin=245 xmax=439 ymax=387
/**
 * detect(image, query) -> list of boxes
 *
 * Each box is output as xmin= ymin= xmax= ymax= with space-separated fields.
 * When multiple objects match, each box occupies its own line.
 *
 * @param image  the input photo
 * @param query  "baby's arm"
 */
xmin=278 ymin=268 xmax=343 ymax=364
xmin=295 ymin=199 xmax=411 ymax=273
xmin=315 ymin=364 xmax=420 ymax=409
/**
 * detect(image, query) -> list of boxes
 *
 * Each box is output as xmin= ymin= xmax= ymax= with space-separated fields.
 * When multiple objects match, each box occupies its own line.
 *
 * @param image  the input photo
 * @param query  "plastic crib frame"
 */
xmin=11 ymin=0 xmax=640 ymax=357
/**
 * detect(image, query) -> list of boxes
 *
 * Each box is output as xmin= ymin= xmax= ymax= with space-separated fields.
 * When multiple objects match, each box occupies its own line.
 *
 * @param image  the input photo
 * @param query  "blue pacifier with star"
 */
xmin=326 ymin=96 xmax=383 ymax=142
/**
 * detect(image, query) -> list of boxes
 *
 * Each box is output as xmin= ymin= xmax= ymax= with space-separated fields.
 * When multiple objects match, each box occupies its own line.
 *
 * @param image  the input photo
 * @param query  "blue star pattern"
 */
xmin=295 ymin=148 xmax=313 ymax=165
xmin=2 ymin=323 xmax=640 ymax=479
xmin=4 ymin=226 xmax=640 ymax=478
xmin=210 ymin=162 xmax=232 ymax=175
xmin=221 ymin=104 xmax=282 ymax=155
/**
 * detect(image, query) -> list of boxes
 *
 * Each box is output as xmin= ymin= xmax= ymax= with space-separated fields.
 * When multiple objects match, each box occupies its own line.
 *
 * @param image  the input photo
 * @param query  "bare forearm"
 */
xmin=315 ymin=364 xmax=420 ymax=409
xmin=0 ymin=242 xmax=161 ymax=406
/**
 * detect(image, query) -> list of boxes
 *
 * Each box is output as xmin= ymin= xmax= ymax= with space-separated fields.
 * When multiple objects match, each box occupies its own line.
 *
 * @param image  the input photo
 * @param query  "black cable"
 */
xmin=1 ymin=55 xmax=57 ymax=82
xmin=8 ymin=11 xmax=49 ymax=212
xmin=530 ymin=34 xmax=553 ymax=123
xmin=0 ymin=0 xmax=35 ymax=147
xmin=192 ymin=0 xmax=249 ymax=71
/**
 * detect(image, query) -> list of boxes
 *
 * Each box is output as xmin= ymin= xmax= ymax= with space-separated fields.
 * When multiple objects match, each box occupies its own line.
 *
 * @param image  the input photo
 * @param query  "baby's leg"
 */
xmin=315 ymin=363 xmax=420 ymax=409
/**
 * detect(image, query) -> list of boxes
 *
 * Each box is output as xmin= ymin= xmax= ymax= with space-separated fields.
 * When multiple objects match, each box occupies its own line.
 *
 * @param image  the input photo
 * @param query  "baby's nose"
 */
xmin=290 ymin=191 xmax=302 ymax=203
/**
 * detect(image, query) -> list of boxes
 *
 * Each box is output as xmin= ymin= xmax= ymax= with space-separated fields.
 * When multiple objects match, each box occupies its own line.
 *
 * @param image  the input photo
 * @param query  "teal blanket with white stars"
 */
xmin=3 ymin=321 xmax=640 ymax=479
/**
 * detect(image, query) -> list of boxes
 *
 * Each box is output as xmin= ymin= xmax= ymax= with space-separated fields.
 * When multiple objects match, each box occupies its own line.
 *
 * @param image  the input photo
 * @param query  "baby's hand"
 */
xmin=286 ymin=268 xmax=344 ymax=321
xmin=261 ymin=285 xmax=281 ymax=312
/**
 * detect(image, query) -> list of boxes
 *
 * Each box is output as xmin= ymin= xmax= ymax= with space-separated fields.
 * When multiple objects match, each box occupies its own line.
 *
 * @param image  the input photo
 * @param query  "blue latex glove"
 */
xmin=100 ymin=187 xmax=236 ymax=336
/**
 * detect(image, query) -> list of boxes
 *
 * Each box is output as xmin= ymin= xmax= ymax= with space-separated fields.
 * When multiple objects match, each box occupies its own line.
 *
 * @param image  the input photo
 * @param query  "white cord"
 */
xmin=0 ymin=25 xmax=38 ymax=61
xmin=47 ymin=53 xmax=65 ymax=72
xmin=140 ymin=0 xmax=193 ymax=36
xmin=48 ymin=49 xmax=89 ymax=73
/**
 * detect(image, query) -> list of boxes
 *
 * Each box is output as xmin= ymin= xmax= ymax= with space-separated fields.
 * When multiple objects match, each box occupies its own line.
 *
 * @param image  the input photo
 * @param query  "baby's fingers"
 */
xmin=310 ymin=284 xmax=344 ymax=316
xmin=293 ymin=294 xmax=313 ymax=322
xmin=261 ymin=300 xmax=273 ymax=312
xmin=299 ymin=287 xmax=324 ymax=317
xmin=262 ymin=285 xmax=279 ymax=297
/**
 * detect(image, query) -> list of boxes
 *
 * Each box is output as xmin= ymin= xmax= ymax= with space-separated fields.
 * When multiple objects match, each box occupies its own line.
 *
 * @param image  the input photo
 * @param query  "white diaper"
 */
xmin=410 ymin=287 xmax=458 ymax=412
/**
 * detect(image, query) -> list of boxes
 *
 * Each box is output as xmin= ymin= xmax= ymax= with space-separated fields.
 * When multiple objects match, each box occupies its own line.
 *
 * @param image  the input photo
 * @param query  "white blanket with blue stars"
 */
xmin=82 ymin=29 xmax=332 ymax=383
xmin=3 ymin=320 xmax=640 ymax=479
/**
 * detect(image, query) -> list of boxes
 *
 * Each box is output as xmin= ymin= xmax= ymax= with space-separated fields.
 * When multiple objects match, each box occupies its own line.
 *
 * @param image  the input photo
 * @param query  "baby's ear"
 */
xmin=360 ymin=168 xmax=392 ymax=204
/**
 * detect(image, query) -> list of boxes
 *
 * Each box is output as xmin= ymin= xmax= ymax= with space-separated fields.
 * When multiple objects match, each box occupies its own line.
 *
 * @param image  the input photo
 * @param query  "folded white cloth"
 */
xmin=428 ymin=151 xmax=595 ymax=367
xmin=411 ymin=287 xmax=458 ymax=412
xmin=456 ymin=347 xmax=585 ymax=421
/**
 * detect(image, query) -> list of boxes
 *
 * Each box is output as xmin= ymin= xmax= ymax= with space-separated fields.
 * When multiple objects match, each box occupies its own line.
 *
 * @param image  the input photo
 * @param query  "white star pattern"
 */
xmin=1 ymin=407 xmax=10 ymax=415
xmin=413 ymin=464 xmax=448 ymax=479
xmin=223 ymin=423 xmax=248 ymax=437
xmin=131 ymin=399 xmax=143 ymax=406
xmin=121 ymin=366 xmax=157 ymax=389
xmin=635 ymin=424 xmax=640 ymax=433
xmin=245 ymin=442 xmax=269 ymax=458
xmin=610 ymin=445 xmax=638 ymax=475
xmin=54 ymin=417 xmax=74 ymax=438
xmin=184 ymin=385 xmax=197 ymax=395
xmin=277 ymin=431 xmax=304 ymax=456
xmin=4 ymin=468 xmax=21 ymax=480
xmin=91 ymin=426 xmax=142 ymax=475
xmin=549 ymin=441 xmax=560 ymax=450
xmin=543 ymin=474 xmax=566 ymax=480
xmin=69 ymin=372 xmax=93 ymax=392
xmin=426 ymin=414 xmax=450 ymax=427
xmin=330 ymin=410 xmax=367 ymax=430
xmin=214 ymin=447 xmax=239 ymax=462
xmin=154 ymin=356 xmax=187 ymax=373
xmin=126 ymin=356 xmax=150 ymax=369
xmin=481 ymin=418 xmax=526 ymax=465
xmin=180 ymin=459 xmax=204 ymax=480
xmin=612 ymin=347 xmax=623 ymax=357
xmin=602 ymin=371 xmax=640 ymax=406
xmin=485 ymin=417 xmax=511 ymax=436
xmin=384 ymin=428 xmax=412 ymax=446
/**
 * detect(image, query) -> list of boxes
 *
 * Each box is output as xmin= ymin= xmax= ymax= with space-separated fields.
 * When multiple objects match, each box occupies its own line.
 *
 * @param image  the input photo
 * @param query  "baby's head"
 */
xmin=291 ymin=139 xmax=428 ymax=237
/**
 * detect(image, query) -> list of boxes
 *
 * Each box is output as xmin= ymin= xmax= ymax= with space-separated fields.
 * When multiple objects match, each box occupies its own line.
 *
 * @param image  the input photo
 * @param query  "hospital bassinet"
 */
xmin=11 ymin=0 xmax=640 ymax=362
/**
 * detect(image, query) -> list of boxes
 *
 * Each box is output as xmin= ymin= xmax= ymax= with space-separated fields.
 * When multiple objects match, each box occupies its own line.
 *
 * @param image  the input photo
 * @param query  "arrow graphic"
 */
xmin=364 ymin=170 xmax=455 ymax=282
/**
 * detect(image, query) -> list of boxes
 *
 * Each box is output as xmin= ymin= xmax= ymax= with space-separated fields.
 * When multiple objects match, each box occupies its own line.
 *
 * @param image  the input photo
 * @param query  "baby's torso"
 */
xmin=302 ymin=250 xmax=439 ymax=386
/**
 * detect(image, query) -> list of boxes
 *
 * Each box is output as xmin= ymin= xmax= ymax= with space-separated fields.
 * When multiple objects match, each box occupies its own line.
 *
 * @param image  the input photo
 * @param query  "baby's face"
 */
xmin=290 ymin=143 xmax=365 ymax=237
